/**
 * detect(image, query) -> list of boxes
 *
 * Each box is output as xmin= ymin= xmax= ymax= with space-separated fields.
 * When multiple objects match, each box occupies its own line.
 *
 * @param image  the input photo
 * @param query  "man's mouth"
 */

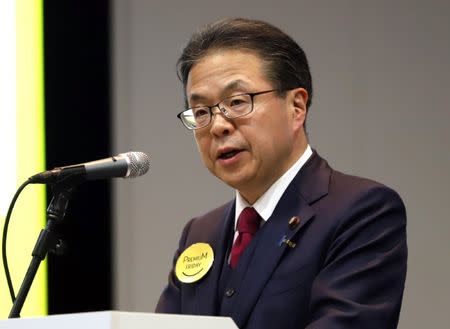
xmin=218 ymin=149 xmax=242 ymax=160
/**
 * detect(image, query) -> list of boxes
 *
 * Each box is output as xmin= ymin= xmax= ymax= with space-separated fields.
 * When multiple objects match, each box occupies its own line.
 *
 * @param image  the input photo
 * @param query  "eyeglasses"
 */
xmin=177 ymin=89 xmax=279 ymax=130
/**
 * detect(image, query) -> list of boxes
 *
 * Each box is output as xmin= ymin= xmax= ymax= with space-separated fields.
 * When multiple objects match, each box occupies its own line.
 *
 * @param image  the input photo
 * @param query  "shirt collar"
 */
xmin=235 ymin=144 xmax=313 ymax=227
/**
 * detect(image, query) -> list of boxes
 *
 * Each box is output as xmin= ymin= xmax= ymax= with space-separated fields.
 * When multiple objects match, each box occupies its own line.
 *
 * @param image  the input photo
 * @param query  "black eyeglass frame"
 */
xmin=176 ymin=89 xmax=280 ymax=130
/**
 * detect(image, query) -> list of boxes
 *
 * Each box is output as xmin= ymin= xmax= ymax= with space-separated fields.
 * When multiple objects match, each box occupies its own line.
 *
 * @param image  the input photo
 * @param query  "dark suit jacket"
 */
xmin=156 ymin=151 xmax=407 ymax=329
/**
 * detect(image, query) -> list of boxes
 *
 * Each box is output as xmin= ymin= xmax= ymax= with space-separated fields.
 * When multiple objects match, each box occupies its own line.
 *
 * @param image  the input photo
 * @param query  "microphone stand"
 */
xmin=9 ymin=183 xmax=74 ymax=318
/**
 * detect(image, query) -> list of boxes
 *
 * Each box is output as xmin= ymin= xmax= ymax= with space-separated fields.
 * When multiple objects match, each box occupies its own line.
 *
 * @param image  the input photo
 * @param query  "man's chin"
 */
xmin=216 ymin=173 xmax=253 ymax=193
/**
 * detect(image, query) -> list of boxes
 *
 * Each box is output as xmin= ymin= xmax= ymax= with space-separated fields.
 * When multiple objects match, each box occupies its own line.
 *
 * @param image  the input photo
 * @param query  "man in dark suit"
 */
xmin=156 ymin=18 xmax=407 ymax=329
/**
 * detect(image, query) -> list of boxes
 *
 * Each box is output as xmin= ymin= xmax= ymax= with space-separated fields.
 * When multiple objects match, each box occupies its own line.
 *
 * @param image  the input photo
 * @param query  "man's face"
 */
xmin=186 ymin=50 xmax=308 ymax=203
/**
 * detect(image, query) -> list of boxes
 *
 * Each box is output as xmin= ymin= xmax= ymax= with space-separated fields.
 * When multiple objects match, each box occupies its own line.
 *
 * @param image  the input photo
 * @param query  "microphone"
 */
xmin=29 ymin=151 xmax=150 ymax=184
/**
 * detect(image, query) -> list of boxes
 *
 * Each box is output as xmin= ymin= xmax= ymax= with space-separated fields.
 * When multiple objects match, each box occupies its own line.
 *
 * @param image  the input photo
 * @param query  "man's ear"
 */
xmin=291 ymin=87 xmax=308 ymax=127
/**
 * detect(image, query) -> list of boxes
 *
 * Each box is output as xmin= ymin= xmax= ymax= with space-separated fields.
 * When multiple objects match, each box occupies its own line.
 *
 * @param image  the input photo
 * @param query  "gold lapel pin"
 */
xmin=288 ymin=216 xmax=301 ymax=230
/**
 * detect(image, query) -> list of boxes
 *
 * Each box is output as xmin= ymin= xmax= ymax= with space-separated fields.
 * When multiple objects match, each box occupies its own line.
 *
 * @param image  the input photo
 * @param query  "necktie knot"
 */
xmin=237 ymin=207 xmax=261 ymax=234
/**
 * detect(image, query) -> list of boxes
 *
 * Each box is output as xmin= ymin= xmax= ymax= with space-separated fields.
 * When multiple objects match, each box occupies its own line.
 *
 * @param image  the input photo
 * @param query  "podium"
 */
xmin=0 ymin=311 xmax=239 ymax=329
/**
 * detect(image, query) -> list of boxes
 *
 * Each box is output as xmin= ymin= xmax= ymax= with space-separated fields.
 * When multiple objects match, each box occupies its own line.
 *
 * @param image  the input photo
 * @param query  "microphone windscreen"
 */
xmin=124 ymin=151 xmax=150 ymax=178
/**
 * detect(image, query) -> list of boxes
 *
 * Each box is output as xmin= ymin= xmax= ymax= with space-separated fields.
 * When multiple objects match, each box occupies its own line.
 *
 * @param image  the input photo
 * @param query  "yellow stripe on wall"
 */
xmin=0 ymin=0 xmax=47 ymax=318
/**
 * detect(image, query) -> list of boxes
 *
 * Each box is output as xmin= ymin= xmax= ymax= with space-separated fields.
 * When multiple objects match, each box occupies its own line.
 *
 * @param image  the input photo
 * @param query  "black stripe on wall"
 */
xmin=43 ymin=0 xmax=112 ymax=314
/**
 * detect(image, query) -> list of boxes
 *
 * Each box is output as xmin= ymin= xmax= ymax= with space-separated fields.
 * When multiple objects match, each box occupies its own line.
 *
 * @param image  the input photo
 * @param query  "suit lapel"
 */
xmin=221 ymin=152 xmax=331 ymax=327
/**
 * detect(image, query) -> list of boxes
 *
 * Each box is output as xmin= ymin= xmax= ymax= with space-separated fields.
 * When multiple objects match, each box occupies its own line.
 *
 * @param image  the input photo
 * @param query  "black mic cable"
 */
xmin=2 ymin=179 xmax=31 ymax=302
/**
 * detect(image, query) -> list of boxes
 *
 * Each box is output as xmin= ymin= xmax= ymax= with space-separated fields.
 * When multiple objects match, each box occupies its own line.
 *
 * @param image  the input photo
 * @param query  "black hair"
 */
xmin=177 ymin=17 xmax=313 ymax=110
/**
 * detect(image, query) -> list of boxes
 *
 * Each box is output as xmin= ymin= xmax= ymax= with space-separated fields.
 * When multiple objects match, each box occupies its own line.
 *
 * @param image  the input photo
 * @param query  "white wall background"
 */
xmin=112 ymin=1 xmax=450 ymax=327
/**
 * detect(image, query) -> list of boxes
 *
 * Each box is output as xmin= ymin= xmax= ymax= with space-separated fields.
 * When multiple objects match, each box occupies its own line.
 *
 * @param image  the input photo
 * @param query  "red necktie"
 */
xmin=230 ymin=207 xmax=261 ymax=269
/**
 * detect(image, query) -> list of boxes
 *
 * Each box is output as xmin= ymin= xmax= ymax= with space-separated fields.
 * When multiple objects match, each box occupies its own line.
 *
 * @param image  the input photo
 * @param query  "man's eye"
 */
xmin=194 ymin=108 xmax=209 ymax=118
xmin=229 ymin=97 xmax=248 ymax=107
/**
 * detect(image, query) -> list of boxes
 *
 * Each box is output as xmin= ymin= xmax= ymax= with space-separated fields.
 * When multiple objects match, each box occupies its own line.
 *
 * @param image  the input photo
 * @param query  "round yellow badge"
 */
xmin=175 ymin=243 xmax=214 ymax=283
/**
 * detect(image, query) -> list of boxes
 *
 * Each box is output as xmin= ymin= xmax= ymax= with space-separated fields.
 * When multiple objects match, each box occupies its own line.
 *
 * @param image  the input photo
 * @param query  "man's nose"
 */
xmin=209 ymin=106 xmax=233 ymax=136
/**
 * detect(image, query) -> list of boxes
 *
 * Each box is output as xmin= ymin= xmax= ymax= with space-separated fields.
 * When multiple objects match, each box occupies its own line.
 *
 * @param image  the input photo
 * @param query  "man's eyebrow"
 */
xmin=223 ymin=79 xmax=249 ymax=92
xmin=189 ymin=93 xmax=206 ymax=103
xmin=188 ymin=80 xmax=250 ymax=103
